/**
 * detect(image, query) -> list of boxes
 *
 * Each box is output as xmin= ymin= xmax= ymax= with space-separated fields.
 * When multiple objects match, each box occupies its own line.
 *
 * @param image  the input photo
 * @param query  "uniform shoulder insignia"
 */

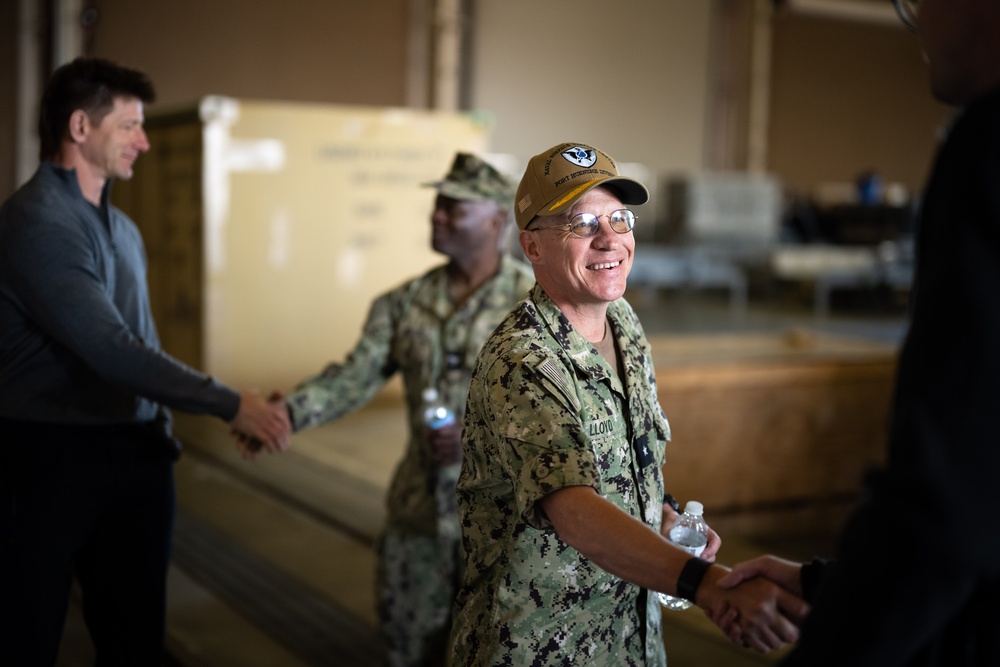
xmin=522 ymin=350 xmax=579 ymax=412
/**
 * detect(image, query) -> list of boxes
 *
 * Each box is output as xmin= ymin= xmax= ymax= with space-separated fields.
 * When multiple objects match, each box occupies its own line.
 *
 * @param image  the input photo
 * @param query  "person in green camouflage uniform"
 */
xmin=450 ymin=143 xmax=807 ymax=666
xmin=284 ymin=153 xmax=535 ymax=667
xmin=455 ymin=283 xmax=672 ymax=666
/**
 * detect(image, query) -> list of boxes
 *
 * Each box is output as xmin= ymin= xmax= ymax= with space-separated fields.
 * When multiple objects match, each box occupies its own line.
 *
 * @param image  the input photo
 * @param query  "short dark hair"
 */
xmin=38 ymin=57 xmax=156 ymax=161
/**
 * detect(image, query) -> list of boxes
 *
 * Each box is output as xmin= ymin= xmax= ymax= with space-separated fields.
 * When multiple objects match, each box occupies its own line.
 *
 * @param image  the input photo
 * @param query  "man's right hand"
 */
xmin=229 ymin=389 xmax=291 ymax=458
xmin=717 ymin=555 xmax=805 ymax=596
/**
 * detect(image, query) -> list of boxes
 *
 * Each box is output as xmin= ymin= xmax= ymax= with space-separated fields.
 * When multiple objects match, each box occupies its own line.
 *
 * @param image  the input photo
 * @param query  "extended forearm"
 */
xmin=541 ymin=485 xmax=693 ymax=597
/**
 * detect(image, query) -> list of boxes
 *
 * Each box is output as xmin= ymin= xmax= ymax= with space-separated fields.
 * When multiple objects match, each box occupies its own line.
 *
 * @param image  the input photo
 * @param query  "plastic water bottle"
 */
xmin=422 ymin=388 xmax=456 ymax=430
xmin=658 ymin=501 xmax=709 ymax=611
xmin=422 ymin=388 xmax=459 ymax=538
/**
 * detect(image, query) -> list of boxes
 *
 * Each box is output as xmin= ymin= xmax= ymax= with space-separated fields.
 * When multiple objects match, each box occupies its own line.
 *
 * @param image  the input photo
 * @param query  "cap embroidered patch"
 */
xmin=561 ymin=146 xmax=598 ymax=168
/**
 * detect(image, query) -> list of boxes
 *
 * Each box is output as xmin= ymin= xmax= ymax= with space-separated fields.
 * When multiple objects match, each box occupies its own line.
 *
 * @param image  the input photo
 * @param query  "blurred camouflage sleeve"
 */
xmin=286 ymin=292 xmax=399 ymax=431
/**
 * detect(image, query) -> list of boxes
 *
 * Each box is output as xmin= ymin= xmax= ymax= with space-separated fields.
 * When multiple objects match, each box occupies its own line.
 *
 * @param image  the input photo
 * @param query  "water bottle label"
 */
xmin=679 ymin=543 xmax=705 ymax=558
xmin=669 ymin=526 xmax=708 ymax=558
xmin=425 ymin=406 xmax=456 ymax=430
xmin=427 ymin=414 xmax=455 ymax=429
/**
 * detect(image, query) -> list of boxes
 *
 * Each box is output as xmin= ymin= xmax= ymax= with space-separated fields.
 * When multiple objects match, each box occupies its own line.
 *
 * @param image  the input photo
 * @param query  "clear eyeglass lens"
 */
xmin=609 ymin=209 xmax=636 ymax=233
xmin=567 ymin=209 xmax=635 ymax=237
xmin=570 ymin=214 xmax=600 ymax=237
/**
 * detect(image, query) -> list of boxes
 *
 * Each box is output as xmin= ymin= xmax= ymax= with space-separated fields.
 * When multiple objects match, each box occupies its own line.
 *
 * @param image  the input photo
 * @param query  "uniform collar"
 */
xmin=530 ymin=284 xmax=623 ymax=385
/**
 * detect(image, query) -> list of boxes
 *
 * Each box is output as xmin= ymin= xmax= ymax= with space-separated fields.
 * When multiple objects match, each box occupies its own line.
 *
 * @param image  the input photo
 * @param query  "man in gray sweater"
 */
xmin=0 ymin=57 xmax=290 ymax=666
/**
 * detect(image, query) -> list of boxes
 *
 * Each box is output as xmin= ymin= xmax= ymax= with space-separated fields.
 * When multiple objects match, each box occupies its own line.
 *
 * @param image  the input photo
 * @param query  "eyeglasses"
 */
xmin=893 ymin=0 xmax=917 ymax=31
xmin=527 ymin=209 xmax=636 ymax=238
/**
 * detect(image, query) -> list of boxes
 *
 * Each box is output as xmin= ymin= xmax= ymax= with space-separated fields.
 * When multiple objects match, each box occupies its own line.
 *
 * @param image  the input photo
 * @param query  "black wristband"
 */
xmin=677 ymin=557 xmax=711 ymax=603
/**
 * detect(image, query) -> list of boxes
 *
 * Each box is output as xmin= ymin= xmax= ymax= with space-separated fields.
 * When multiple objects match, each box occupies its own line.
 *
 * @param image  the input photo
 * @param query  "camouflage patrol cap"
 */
xmin=423 ymin=153 xmax=516 ymax=207
xmin=514 ymin=142 xmax=649 ymax=229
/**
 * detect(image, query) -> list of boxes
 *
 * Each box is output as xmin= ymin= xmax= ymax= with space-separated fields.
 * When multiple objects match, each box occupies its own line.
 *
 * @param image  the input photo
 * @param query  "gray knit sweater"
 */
xmin=0 ymin=163 xmax=239 ymax=427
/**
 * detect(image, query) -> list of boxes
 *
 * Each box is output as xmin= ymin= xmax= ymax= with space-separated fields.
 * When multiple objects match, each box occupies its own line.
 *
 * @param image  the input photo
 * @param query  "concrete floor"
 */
xmin=66 ymin=413 xmax=814 ymax=667
xmin=56 ymin=287 xmax=907 ymax=666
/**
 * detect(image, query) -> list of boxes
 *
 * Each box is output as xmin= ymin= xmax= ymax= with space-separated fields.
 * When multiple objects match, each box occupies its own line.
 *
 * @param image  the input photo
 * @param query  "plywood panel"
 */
xmin=117 ymin=109 xmax=206 ymax=370
xmin=116 ymin=99 xmax=490 ymax=394
xmin=202 ymin=99 xmax=489 ymax=389
xmin=652 ymin=332 xmax=896 ymax=535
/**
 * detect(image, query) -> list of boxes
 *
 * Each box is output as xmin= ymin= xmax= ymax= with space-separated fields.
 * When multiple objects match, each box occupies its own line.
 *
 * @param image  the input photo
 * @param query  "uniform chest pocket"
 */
xmin=583 ymin=410 xmax=631 ymax=468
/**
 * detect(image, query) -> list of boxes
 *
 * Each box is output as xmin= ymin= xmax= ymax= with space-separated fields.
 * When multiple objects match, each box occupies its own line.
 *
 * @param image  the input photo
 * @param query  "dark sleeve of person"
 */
xmin=781 ymin=92 xmax=1000 ymax=667
xmin=799 ymin=558 xmax=831 ymax=604
xmin=3 ymin=208 xmax=239 ymax=420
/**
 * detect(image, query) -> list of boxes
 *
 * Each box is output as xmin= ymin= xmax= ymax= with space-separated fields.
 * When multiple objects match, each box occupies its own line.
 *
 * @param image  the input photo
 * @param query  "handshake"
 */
xmin=662 ymin=504 xmax=811 ymax=655
xmin=704 ymin=555 xmax=813 ymax=654
xmin=227 ymin=389 xmax=294 ymax=459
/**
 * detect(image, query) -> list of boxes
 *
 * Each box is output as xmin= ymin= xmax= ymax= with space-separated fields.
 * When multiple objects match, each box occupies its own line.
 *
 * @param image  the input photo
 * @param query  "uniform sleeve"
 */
xmin=287 ymin=291 xmax=398 ymax=431
xmin=479 ymin=351 xmax=602 ymax=530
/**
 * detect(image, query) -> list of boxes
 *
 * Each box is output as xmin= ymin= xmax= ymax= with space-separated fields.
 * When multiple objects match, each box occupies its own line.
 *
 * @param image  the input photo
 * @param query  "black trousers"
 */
xmin=0 ymin=418 xmax=176 ymax=667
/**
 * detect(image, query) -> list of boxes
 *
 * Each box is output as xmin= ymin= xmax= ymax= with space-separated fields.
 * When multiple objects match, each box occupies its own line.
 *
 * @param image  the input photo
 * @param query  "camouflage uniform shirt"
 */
xmin=287 ymin=254 xmax=535 ymax=535
xmin=452 ymin=284 xmax=671 ymax=666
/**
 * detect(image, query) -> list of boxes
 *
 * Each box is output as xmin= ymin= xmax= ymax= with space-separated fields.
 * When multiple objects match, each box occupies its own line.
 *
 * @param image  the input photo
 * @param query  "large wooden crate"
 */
xmin=652 ymin=330 xmax=897 ymax=537
xmin=171 ymin=329 xmax=897 ymax=544
xmin=114 ymin=97 xmax=490 ymax=391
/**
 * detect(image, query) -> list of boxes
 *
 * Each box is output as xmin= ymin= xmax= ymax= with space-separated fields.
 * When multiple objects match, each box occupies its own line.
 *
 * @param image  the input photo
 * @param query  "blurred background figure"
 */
xmin=0 ymin=57 xmax=289 ymax=667
xmin=718 ymin=1 xmax=1000 ymax=664
xmin=275 ymin=153 xmax=534 ymax=667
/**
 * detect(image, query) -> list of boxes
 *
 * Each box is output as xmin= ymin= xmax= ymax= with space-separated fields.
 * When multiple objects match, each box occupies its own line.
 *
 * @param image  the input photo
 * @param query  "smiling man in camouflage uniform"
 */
xmin=449 ymin=142 xmax=808 ymax=666
xmin=282 ymin=153 xmax=534 ymax=667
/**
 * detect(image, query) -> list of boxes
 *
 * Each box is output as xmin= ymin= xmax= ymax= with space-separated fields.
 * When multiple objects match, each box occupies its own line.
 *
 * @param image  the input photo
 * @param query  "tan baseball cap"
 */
xmin=514 ymin=142 xmax=649 ymax=229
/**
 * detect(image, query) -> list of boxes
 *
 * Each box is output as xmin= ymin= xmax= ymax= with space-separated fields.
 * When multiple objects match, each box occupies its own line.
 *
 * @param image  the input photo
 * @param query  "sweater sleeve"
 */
xmin=2 ymin=202 xmax=239 ymax=421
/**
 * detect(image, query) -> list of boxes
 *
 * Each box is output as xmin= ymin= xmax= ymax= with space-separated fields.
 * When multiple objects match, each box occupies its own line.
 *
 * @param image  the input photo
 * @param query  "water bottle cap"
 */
xmin=422 ymin=388 xmax=439 ymax=402
xmin=684 ymin=501 xmax=704 ymax=515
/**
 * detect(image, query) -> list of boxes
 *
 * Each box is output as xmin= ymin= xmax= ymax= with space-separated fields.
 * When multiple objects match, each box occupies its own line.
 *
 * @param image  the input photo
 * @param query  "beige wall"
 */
xmin=2 ymin=2 xmax=954 ymax=214
xmin=90 ymin=0 xmax=411 ymax=109
xmin=470 ymin=0 xmax=713 ymax=179
xmin=768 ymin=13 xmax=951 ymax=196
xmin=470 ymin=2 xmax=947 ymax=204
xmin=89 ymin=0 xmax=718 ymax=182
